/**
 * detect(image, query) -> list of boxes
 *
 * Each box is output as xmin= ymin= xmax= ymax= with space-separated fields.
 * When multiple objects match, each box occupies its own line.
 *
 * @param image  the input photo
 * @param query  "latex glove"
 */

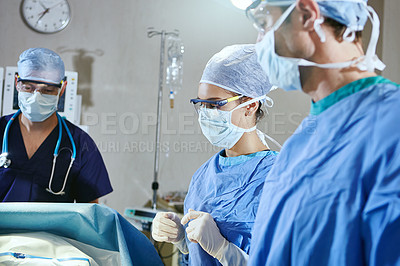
xmin=181 ymin=209 xmax=249 ymax=265
xmin=152 ymin=212 xmax=185 ymax=243
xmin=152 ymin=212 xmax=189 ymax=254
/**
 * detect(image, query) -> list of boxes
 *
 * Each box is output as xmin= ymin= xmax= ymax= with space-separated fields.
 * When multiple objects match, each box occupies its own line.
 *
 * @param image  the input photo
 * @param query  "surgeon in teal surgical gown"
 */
xmin=245 ymin=0 xmax=400 ymax=265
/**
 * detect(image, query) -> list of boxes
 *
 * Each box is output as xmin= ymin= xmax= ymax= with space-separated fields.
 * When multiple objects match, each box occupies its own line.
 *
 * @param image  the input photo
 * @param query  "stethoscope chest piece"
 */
xmin=0 ymin=153 xmax=11 ymax=168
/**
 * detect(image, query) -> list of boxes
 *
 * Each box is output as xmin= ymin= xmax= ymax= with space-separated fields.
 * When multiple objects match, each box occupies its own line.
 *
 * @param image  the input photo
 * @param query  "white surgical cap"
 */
xmin=200 ymin=44 xmax=274 ymax=100
xmin=17 ymin=48 xmax=65 ymax=84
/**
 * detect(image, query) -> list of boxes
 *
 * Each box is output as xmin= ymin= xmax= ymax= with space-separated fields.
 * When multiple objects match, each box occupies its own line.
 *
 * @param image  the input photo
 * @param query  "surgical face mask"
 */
xmin=18 ymin=91 xmax=59 ymax=122
xmin=198 ymin=96 xmax=265 ymax=149
xmin=255 ymin=1 xmax=385 ymax=92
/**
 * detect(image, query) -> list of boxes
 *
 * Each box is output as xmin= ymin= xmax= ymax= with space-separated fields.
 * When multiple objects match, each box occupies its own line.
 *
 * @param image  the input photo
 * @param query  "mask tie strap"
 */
xmin=314 ymin=17 xmax=326 ymax=43
xmin=264 ymin=95 xmax=274 ymax=115
xmin=230 ymin=95 xmax=268 ymax=133
xmin=264 ymin=96 xmax=274 ymax=108
xmin=257 ymin=129 xmax=282 ymax=150
xmin=272 ymin=3 xmax=296 ymax=31
xmin=343 ymin=27 xmax=356 ymax=42
xmin=231 ymin=95 xmax=267 ymax=112
xmin=357 ymin=5 xmax=385 ymax=71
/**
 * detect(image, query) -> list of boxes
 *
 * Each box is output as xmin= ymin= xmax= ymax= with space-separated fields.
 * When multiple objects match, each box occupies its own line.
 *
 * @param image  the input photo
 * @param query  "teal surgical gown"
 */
xmin=249 ymin=76 xmax=400 ymax=265
xmin=184 ymin=149 xmax=277 ymax=265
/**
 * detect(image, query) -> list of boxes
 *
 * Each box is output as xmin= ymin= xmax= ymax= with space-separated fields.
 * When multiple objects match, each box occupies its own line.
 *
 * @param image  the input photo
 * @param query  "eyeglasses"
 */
xmin=246 ymin=0 xmax=294 ymax=33
xmin=190 ymin=95 xmax=243 ymax=113
xmin=17 ymin=77 xmax=65 ymax=95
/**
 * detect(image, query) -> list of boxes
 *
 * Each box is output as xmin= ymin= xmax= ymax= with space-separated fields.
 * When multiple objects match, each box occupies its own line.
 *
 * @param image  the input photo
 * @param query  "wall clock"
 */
xmin=20 ymin=0 xmax=71 ymax=34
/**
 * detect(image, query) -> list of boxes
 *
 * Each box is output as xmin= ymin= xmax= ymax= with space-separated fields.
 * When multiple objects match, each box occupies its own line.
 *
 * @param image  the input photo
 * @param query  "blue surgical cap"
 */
xmin=317 ymin=0 xmax=368 ymax=31
xmin=18 ymin=48 xmax=65 ymax=84
xmin=273 ymin=0 xmax=369 ymax=30
xmin=200 ymin=44 xmax=274 ymax=99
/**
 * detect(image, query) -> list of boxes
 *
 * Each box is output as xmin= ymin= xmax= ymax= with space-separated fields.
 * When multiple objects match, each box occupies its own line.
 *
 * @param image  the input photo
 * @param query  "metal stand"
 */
xmin=147 ymin=28 xmax=179 ymax=210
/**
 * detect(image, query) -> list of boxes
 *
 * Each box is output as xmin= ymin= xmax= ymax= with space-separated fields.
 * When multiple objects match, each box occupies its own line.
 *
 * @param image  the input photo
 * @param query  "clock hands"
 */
xmin=36 ymin=8 xmax=49 ymax=25
xmin=38 ymin=0 xmax=48 ymax=11
xmin=36 ymin=1 xmax=50 ymax=25
xmin=22 ymin=0 xmax=70 ymax=33
xmin=35 ymin=0 xmax=65 ymax=26
xmin=46 ymin=1 xmax=65 ymax=12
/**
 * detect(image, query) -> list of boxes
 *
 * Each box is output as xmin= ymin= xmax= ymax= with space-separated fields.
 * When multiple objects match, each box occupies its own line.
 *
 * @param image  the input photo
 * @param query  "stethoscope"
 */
xmin=0 ymin=110 xmax=76 ymax=196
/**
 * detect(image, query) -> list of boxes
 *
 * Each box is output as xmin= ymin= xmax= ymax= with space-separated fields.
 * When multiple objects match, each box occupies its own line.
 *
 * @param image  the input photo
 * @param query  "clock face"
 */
xmin=21 ymin=0 xmax=71 ymax=34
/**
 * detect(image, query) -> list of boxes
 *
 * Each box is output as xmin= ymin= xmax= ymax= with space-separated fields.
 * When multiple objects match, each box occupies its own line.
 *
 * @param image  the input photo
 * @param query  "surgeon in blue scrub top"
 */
xmin=245 ymin=0 xmax=400 ymax=265
xmin=0 ymin=48 xmax=113 ymax=203
xmin=152 ymin=44 xmax=279 ymax=265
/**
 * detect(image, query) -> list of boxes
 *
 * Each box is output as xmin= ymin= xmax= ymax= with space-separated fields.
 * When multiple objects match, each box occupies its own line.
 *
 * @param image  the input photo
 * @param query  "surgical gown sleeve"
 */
xmin=362 ymin=91 xmax=400 ymax=265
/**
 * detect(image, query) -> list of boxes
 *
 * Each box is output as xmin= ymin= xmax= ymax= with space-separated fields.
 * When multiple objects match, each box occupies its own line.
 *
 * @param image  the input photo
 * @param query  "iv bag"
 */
xmin=166 ymin=35 xmax=184 ymax=94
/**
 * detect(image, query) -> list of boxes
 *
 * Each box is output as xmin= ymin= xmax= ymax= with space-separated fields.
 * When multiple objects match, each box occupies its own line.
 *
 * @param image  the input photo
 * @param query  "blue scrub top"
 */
xmin=249 ymin=76 xmax=400 ymax=266
xmin=184 ymin=149 xmax=278 ymax=265
xmin=0 ymin=113 xmax=113 ymax=202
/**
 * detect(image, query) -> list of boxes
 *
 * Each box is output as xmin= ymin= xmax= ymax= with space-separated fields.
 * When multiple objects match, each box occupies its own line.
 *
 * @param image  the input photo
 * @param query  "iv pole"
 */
xmin=147 ymin=28 xmax=179 ymax=210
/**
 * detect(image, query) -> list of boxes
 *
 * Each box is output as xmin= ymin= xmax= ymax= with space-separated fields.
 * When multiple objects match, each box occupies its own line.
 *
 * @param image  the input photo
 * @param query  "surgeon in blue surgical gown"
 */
xmin=245 ymin=0 xmax=400 ymax=265
xmin=152 ymin=44 xmax=280 ymax=265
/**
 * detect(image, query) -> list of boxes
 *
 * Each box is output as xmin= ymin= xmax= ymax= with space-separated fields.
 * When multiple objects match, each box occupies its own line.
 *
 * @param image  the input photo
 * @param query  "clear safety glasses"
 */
xmin=246 ymin=0 xmax=294 ymax=33
xmin=190 ymin=95 xmax=244 ymax=113
xmin=17 ymin=76 xmax=65 ymax=95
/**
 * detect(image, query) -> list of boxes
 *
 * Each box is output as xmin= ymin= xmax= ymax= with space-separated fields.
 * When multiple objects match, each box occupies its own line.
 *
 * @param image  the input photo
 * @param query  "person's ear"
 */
xmin=60 ymin=80 xmax=67 ymax=97
xmin=245 ymin=101 xmax=259 ymax=117
xmin=14 ymin=74 xmax=19 ymax=90
xmin=296 ymin=0 xmax=321 ymax=31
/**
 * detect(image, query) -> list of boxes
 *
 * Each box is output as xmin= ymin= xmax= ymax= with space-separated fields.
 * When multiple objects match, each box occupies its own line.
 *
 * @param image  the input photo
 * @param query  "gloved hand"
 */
xmin=181 ymin=209 xmax=227 ymax=258
xmin=181 ymin=209 xmax=248 ymax=265
xmin=152 ymin=212 xmax=185 ymax=243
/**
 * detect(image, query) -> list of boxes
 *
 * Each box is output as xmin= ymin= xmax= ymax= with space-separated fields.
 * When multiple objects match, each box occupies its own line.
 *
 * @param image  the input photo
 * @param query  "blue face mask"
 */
xmin=18 ymin=91 xmax=59 ymax=122
xmin=198 ymin=96 xmax=265 ymax=149
xmin=255 ymin=2 xmax=385 ymax=92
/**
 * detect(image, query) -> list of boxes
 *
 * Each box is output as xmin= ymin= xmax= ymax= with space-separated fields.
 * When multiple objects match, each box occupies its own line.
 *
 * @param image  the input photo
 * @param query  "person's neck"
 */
xmin=225 ymin=130 xmax=268 ymax=157
xmin=300 ymin=37 xmax=377 ymax=102
xmin=19 ymin=112 xmax=58 ymax=133
xmin=300 ymin=67 xmax=377 ymax=102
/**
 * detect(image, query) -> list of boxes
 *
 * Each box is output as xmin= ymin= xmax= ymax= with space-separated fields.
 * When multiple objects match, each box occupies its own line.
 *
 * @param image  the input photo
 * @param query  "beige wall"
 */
xmin=0 ymin=0 xmax=310 ymax=213
xmin=0 ymin=0 xmax=395 ymax=215
xmin=382 ymin=0 xmax=400 ymax=83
